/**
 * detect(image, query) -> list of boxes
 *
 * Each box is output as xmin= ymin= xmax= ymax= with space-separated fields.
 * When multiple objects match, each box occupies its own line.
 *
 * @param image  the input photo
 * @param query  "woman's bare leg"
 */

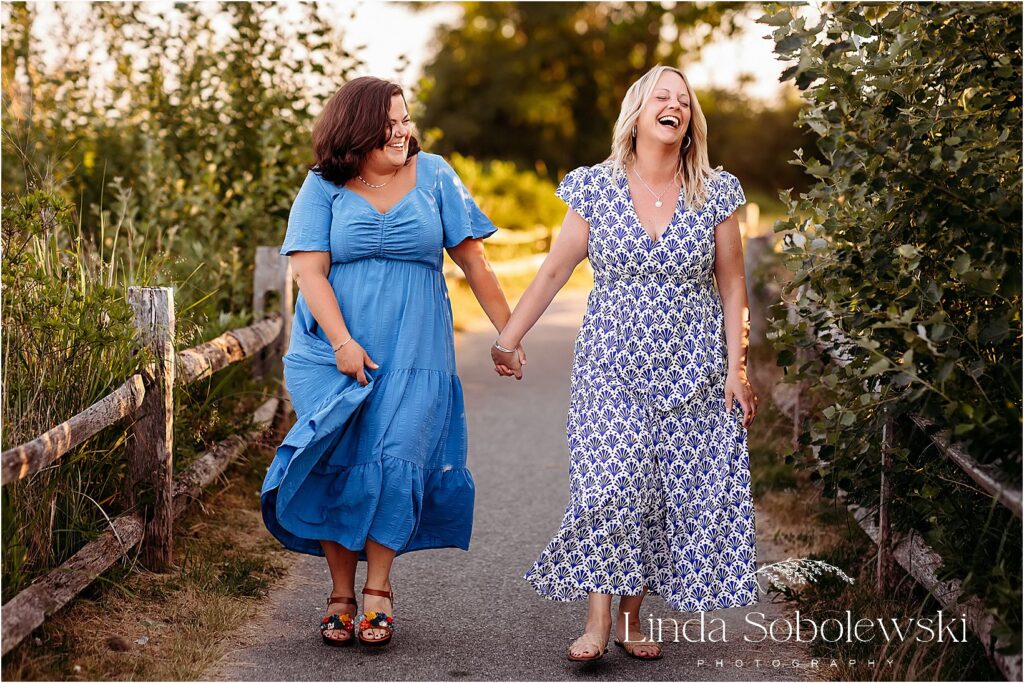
xmin=568 ymin=592 xmax=613 ymax=658
xmin=361 ymin=539 xmax=397 ymax=640
xmin=320 ymin=540 xmax=358 ymax=642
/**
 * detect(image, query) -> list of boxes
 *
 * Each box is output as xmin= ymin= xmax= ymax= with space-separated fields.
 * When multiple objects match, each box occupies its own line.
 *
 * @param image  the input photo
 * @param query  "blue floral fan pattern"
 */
xmin=523 ymin=163 xmax=759 ymax=613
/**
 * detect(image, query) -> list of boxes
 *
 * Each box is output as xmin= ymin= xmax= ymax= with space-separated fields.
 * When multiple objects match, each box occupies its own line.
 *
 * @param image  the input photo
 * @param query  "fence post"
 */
xmin=877 ymin=410 xmax=898 ymax=593
xmin=742 ymin=203 xmax=772 ymax=348
xmin=252 ymin=246 xmax=293 ymax=380
xmin=126 ymin=286 xmax=175 ymax=570
xmin=253 ymin=247 xmax=294 ymax=435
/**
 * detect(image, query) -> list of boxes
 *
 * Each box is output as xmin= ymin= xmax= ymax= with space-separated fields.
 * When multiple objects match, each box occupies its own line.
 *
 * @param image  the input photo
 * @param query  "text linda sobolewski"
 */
xmin=620 ymin=610 xmax=969 ymax=644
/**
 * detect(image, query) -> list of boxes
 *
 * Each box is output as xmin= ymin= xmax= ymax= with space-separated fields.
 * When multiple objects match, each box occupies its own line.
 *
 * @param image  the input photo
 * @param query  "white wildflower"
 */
xmin=753 ymin=557 xmax=855 ymax=592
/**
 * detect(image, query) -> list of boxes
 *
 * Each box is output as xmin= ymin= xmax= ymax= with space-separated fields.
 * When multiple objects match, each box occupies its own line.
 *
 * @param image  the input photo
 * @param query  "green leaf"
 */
xmin=776 ymin=34 xmax=804 ymax=53
xmin=896 ymin=244 xmax=918 ymax=258
xmin=864 ymin=356 xmax=891 ymax=376
xmin=760 ymin=9 xmax=795 ymax=27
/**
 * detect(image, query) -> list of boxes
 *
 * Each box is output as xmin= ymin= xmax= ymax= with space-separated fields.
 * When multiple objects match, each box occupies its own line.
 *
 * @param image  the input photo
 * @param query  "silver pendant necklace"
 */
xmin=631 ymin=166 xmax=680 ymax=208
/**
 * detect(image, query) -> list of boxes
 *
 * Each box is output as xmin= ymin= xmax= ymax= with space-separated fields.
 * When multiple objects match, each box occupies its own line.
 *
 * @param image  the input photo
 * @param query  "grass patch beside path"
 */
xmin=780 ymin=534 xmax=1003 ymax=681
xmin=2 ymin=427 xmax=290 ymax=681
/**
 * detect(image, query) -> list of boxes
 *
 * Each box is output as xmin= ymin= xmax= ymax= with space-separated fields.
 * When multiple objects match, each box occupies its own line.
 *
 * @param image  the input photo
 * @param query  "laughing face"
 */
xmin=637 ymin=70 xmax=691 ymax=149
xmin=366 ymin=93 xmax=412 ymax=171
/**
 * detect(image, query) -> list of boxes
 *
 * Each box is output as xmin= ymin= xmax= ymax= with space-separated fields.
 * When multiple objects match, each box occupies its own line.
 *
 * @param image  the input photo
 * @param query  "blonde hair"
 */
xmin=607 ymin=64 xmax=718 ymax=210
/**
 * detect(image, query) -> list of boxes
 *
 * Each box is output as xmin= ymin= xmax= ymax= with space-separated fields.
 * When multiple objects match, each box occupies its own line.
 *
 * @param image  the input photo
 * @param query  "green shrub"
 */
xmin=447 ymin=153 xmax=566 ymax=231
xmin=763 ymin=2 xmax=1021 ymax=656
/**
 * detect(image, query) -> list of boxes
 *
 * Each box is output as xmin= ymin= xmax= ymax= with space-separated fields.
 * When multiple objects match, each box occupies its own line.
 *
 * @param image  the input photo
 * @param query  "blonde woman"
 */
xmin=491 ymin=64 xmax=759 ymax=662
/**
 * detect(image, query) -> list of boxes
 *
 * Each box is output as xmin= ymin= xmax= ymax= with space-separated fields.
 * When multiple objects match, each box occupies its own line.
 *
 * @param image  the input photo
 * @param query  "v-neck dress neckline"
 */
xmin=620 ymin=167 xmax=684 ymax=246
xmin=343 ymin=151 xmax=423 ymax=216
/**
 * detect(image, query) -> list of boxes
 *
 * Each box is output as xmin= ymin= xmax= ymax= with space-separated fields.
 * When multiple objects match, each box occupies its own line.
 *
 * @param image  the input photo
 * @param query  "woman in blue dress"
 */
xmin=261 ymin=76 xmax=524 ymax=648
xmin=491 ymin=65 xmax=760 ymax=662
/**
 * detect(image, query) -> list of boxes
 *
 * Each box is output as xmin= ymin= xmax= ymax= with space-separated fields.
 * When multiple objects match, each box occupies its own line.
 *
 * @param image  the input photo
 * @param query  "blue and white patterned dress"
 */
xmin=523 ymin=161 xmax=760 ymax=613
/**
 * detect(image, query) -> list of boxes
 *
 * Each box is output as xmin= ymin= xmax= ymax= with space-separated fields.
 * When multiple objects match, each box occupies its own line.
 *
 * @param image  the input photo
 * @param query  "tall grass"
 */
xmin=1 ymin=179 xmax=160 ymax=599
xmin=0 ymin=166 xmax=276 ymax=600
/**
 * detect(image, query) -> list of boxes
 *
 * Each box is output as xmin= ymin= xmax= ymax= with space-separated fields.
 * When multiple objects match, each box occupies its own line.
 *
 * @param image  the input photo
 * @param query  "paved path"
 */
xmin=209 ymin=290 xmax=820 ymax=681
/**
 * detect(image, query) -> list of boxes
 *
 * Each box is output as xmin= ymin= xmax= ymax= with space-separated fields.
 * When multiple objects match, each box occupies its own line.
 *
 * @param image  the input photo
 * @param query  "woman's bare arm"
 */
xmin=447 ymin=237 xmax=526 ymax=378
xmin=713 ymin=212 xmax=757 ymax=426
xmin=290 ymin=251 xmax=378 ymax=385
xmin=491 ymin=208 xmax=590 ymax=376
xmin=446 ymin=238 xmax=513 ymax=335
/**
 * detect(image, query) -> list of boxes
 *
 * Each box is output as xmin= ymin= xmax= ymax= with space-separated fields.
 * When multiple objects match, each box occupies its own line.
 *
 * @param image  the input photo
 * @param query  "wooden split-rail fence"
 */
xmin=785 ymin=288 xmax=1022 ymax=681
xmin=0 ymin=247 xmax=295 ymax=657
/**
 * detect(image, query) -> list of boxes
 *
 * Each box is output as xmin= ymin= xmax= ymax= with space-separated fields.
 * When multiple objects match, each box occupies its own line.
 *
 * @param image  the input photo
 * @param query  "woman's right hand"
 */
xmin=334 ymin=339 xmax=379 ymax=386
xmin=491 ymin=343 xmax=524 ymax=380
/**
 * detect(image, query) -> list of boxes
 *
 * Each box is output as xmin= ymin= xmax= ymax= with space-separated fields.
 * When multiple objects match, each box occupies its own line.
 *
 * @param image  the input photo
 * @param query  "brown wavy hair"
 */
xmin=311 ymin=76 xmax=420 ymax=186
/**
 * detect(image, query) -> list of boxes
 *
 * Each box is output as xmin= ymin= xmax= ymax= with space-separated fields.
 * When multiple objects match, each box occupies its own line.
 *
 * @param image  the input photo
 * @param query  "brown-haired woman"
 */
xmin=261 ymin=76 xmax=524 ymax=648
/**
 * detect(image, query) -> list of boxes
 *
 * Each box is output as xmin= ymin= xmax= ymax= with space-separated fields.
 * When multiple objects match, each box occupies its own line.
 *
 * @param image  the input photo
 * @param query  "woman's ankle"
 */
xmin=330 ymin=584 xmax=356 ymax=598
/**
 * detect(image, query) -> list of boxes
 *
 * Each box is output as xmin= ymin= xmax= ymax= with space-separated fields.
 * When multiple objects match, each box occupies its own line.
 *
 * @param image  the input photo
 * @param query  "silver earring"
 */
xmin=681 ymin=135 xmax=691 ymax=151
xmin=631 ymin=125 xmax=637 ymax=138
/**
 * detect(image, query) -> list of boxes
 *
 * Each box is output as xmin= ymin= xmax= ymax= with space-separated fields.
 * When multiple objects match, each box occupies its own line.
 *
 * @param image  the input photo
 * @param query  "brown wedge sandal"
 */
xmin=357 ymin=586 xmax=395 ymax=647
xmin=321 ymin=595 xmax=357 ymax=647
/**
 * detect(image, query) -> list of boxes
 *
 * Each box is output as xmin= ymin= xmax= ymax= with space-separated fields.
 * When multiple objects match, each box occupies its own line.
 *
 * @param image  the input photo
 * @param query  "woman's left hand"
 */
xmin=725 ymin=370 xmax=758 ymax=428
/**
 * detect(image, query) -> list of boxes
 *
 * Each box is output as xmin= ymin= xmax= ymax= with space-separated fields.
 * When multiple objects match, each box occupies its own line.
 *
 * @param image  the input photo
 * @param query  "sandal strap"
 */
xmin=358 ymin=610 xmax=395 ymax=631
xmin=620 ymin=638 xmax=662 ymax=654
xmin=321 ymin=613 xmax=355 ymax=633
xmin=327 ymin=595 xmax=357 ymax=606
xmin=361 ymin=587 xmax=393 ymax=600
xmin=575 ymin=633 xmax=608 ymax=650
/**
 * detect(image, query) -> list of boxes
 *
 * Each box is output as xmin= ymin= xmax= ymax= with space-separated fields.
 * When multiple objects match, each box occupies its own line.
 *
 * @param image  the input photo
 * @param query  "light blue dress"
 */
xmin=261 ymin=151 xmax=497 ymax=559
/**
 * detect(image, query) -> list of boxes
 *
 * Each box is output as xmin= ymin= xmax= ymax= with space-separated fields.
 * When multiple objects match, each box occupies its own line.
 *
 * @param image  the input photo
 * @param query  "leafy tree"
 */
xmin=416 ymin=1 xmax=751 ymax=176
xmin=2 ymin=1 xmax=360 ymax=321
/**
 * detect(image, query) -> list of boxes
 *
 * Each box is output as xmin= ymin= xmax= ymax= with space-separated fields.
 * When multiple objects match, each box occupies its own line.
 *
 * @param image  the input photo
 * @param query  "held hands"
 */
xmin=491 ymin=340 xmax=527 ymax=381
xmin=334 ymin=339 xmax=379 ymax=386
xmin=725 ymin=369 xmax=759 ymax=428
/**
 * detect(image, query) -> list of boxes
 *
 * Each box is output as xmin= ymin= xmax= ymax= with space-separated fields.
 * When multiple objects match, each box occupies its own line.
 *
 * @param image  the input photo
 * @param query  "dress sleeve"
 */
xmin=554 ymin=166 xmax=593 ymax=223
xmin=713 ymin=171 xmax=746 ymax=227
xmin=280 ymin=170 xmax=333 ymax=256
xmin=435 ymin=156 xmax=498 ymax=248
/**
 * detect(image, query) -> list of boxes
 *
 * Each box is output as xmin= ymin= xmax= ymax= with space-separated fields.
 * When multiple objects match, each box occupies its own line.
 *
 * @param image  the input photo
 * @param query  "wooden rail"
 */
xmin=1 ymin=375 xmax=146 ymax=486
xmin=908 ymin=413 xmax=1021 ymax=519
xmin=1 ymin=246 xmax=294 ymax=656
xmin=786 ymin=291 xmax=1022 ymax=680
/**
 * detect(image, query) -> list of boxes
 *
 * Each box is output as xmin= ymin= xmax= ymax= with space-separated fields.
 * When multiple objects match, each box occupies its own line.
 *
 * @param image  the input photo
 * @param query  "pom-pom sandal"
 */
xmin=357 ymin=585 xmax=395 ymax=647
xmin=320 ymin=595 xmax=357 ymax=647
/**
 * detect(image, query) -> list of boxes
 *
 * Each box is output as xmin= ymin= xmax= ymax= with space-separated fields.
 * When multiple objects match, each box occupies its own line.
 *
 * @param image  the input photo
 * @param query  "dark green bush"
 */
xmin=763 ymin=1 xmax=1021 ymax=655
